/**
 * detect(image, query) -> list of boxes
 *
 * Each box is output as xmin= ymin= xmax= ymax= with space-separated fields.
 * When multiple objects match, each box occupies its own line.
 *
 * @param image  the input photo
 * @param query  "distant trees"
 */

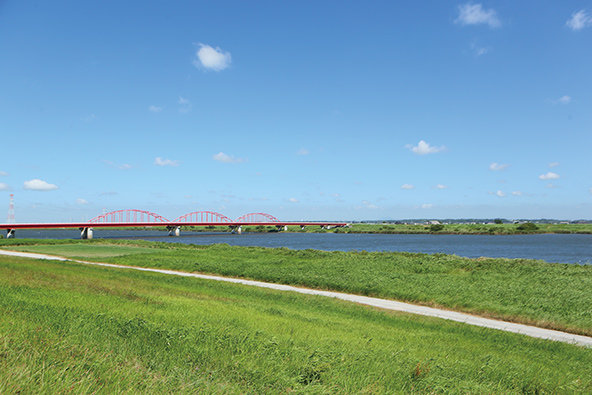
xmin=494 ymin=219 xmax=503 ymax=224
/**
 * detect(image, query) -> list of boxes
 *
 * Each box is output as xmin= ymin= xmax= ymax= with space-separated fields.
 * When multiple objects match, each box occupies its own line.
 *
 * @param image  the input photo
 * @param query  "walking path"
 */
xmin=2 ymin=249 xmax=592 ymax=348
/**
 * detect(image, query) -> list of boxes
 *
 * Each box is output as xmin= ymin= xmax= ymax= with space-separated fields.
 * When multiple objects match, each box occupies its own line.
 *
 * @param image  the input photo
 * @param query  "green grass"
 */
xmin=3 ymin=239 xmax=592 ymax=339
xmin=1 ymin=253 xmax=592 ymax=394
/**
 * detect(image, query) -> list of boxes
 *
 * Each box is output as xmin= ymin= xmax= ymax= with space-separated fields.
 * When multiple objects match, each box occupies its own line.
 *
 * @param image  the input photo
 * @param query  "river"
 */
xmin=7 ymin=229 xmax=591 ymax=264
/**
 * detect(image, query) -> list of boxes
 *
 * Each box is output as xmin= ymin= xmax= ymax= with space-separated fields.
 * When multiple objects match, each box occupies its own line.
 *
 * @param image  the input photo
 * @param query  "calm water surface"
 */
xmin=9 ymin=229 xmax=592 ymax=264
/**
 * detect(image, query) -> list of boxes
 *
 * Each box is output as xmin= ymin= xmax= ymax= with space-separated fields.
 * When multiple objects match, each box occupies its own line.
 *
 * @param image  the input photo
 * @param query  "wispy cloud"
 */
xmin=76 ymin=198 xmax=89 ymax=205
xmin=471 ymin=40 xmax=492 ymax=56
xmin=101 ymin=160 xmax=134 ymax=170
xmin=433 ymin=184 xmax=449 ymax=190
xmin=296 ymin=148 xmax=310 ymax=156
xmin=212 ymin=152 xmax=246 ymax=164
xmin=154 ymin=157 xmax=180 ymax=167
xmin=0 ymin=171 xmax=9 ymax=177
xmin=288 ymin=197 xmax=299 ymax=203
xmin=489 ymin=162 xmax=510 ymax=171
xmin=401 ymin=184 xmax=415 ymax=190
xmin=558 ymin=95 xmax=572 ymax=104
xmin=539 ymin=172 xmax=560 ymax=180
xmin=512 ymin=191 xmax=523 ymax=196
xmin=566 ymin=9 xmax=592 ymax=31
xmin=193 ymin=43 xmax=232 ymax=71
xmin=81 ymin=114 xmax=96 ymax=122
xmin=456 ymin=3 xmax=501 ymax=28
xmin=24 ymin=179 xmax=58 ymax=191
xmin=0 ymin=183 xmax=10 ymax=191
xmin=496 ymin=190 xmax=506 ymax=197
xmin=549 ymin=162 xmax=560 ymax=168
xmin=149 ymin=105 xmax=163 ymax=113
xmin=421 ymin=203 xmax=433 ymax=209
xmin=407 ymin=140 xmax=446 ymax=155
xmin=178 ymin=97 xmax=192 ymax=113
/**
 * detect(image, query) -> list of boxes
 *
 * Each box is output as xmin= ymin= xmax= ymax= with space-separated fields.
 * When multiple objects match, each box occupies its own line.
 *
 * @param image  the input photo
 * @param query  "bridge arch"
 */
xmin=234 ymin=212 xmax=280 ymax=223
xmin=89 ymin=209 xmax=170 ymax=223
xmin=172 ymin=211 xmax=233 ymax=223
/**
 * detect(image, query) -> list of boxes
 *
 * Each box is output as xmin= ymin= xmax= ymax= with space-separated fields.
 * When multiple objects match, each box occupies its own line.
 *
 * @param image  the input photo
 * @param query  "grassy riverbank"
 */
xmin=2 ymin=239 xmax=592 ymax=338
xmin=1 ymin=251 xmax=592 ymax=394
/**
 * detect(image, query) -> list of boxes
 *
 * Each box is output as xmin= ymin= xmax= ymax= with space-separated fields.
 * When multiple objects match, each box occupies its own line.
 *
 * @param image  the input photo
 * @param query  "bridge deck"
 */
xmin=0 ymin=222 xmax=348 ymax=230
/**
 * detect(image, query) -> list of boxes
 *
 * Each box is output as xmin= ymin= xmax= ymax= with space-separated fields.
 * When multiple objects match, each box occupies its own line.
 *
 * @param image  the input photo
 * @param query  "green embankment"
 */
xmin=1 ymin=251 xmax=592 ymax=394
xmin=3 ymin=239 xmax=592 ymax=337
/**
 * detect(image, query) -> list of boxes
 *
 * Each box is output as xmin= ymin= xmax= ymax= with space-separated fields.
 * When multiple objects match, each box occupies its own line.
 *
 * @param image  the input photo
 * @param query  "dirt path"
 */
xmin=2 ymin=249 xmax=591 ymax=348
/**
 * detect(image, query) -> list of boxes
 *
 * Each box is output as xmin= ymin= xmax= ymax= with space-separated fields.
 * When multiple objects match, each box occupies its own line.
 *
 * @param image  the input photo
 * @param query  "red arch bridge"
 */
xmin=0 ymin=209 xmax=349 ymax=239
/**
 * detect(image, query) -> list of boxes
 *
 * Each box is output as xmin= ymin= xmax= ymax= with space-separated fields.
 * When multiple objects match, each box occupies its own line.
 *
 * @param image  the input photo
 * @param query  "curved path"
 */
xmin=2 ymin=249 xmax=591 ymax=348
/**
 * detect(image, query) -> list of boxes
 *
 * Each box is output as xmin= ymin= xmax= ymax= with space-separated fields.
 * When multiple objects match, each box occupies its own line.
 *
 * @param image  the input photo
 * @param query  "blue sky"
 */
xmin=1 ymin=1 xmax=591 ymax=222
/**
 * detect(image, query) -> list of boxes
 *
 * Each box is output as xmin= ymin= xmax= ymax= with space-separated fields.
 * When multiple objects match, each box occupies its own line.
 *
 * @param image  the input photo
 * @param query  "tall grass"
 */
xmin=1 ymin=254 xmax=592 ymax=394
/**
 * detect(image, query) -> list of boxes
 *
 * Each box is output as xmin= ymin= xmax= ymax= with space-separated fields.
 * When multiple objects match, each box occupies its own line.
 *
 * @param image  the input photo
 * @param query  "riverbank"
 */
xmin=1 ymin=246 xmax=591 ymax=394
xmin=3 ymin=238 xmax=591 ymax=337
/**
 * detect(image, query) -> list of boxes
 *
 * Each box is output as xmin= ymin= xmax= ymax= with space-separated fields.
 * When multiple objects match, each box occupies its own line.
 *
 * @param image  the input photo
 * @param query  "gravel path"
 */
xmin=2 ymin=249 xmax=591 ymax=348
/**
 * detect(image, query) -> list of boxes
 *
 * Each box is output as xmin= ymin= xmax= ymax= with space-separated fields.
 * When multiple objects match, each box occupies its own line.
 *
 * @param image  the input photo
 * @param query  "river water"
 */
xmin=8 ymin=229 xmax=592 ymax=265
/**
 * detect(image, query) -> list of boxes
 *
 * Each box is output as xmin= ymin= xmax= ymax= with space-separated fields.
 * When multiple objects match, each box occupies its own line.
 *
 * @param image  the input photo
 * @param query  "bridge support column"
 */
xmin=6 ymin=229 xmax=15 ymax=239
xmin=80 ymin=227 xmax=93 ymax=240
xmin=237 ymin=226 xmax=242 ymax=234
xmin=167 ymin=226 xmax=181 ymax=237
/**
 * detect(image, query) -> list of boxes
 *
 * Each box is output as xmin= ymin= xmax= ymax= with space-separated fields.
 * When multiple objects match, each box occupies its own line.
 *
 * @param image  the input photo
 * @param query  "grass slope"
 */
xmin=1 ymin=254 xmax=592 ymax=394
xmin=2 ymin=239 xmax=592 ymax=339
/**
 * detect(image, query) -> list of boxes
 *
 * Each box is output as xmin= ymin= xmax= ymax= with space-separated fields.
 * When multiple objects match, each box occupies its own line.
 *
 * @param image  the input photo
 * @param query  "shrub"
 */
xmin=517 ymin=222 xmax=538 ymax=232
xmin=429 ymin=224 xmax=445 ymax=232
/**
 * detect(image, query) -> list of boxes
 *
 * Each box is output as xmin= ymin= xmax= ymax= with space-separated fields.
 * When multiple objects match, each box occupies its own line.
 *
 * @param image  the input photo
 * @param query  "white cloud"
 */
xmin=193 ymin=43 xmax=232 ymax=71
xmin=549 ymin=162 xmax=560 ymax=167
xmin=401 ymin=184 xmax=415 ymax=190
xmin=82 ymin=114 xmax=96 ymax=122
xmin=101 ymin=160 xmax=133 ymax=170
xmin=178 ymin=96 xmax=192 ymax=113
xmin=362 ymin=200 xmax=379 ymax=210
xmin=558 ymin=95 xmax=572 ymax=104
xmin=539 ymin=172 xmax=560 ymax=180
xmin=296 ymin=148 xmax=310 ymax=156
xmin=512 ymin=191 xmax=523 ymax=196
xmin=24 ymin=179 xmax=58 ymax=191
xmin=566 ymin=10 xmax=592 ymax=31
xmin=489 ymin=162 xmax=509 ymax=171
xmin=546 ymin=183 xmax=558 ymax=189
xmin=0 ymin=171 xmax=8 ymax=176
xmin=0 ymin=183 xmax=9 ymax=191
xmin=76 ymin=198 xmax=89 ymax=205
xmin=288 ymin=198 xmax=299 ymax=203
xmin=154 ymin=157 xmax=180 ymax=167
xmin=496 ymin=190 xmax=506 ymax=197
xmin=421 ymin=204 xmax=433 ymax=209
xmin=433 ymin=184 xmax=449 ymax=190
xmin=212 ymin=152 xmax=246 ymax=164
xmin=456 ymin=3 xmax=501 ymax=28
xmin=149 ymin=105 xmax=163 ymax=113
xmin=407 ymin=140 xmax=446 ymax=155
xmin=470 ymin=40 xmax=492 ymax=56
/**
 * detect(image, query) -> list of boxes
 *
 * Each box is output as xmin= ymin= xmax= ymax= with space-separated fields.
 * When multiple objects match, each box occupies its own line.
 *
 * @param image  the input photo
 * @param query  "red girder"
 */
xmin=172 ymin=211 xmax=232 ymax=223
xmin=234 ymin=212 xmax=280 ymax=223
xmin=89 ymin=209 xmax=170 ymax=223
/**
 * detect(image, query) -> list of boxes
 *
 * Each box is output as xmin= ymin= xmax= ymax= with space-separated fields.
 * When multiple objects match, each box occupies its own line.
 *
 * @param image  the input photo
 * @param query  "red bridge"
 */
xmin=0 ymin=209 xmax=349 ymax=239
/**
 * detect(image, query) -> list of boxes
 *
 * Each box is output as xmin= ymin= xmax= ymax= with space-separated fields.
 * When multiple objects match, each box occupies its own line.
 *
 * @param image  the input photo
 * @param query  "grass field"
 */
xmin=1 ymin=251 xmax=592 ymax=394
xmin=2 ymin=238 xmax=592 ymax=339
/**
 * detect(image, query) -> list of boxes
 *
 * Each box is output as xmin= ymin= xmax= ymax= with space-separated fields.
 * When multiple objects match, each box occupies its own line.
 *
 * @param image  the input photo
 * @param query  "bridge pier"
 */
xmin=80 ymin=227 xmax=93 ymax=240
xmin=6 ymin=229 xmax=15 ymax=239
xmin=167 ymin=226 xmax=181 ymax=237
